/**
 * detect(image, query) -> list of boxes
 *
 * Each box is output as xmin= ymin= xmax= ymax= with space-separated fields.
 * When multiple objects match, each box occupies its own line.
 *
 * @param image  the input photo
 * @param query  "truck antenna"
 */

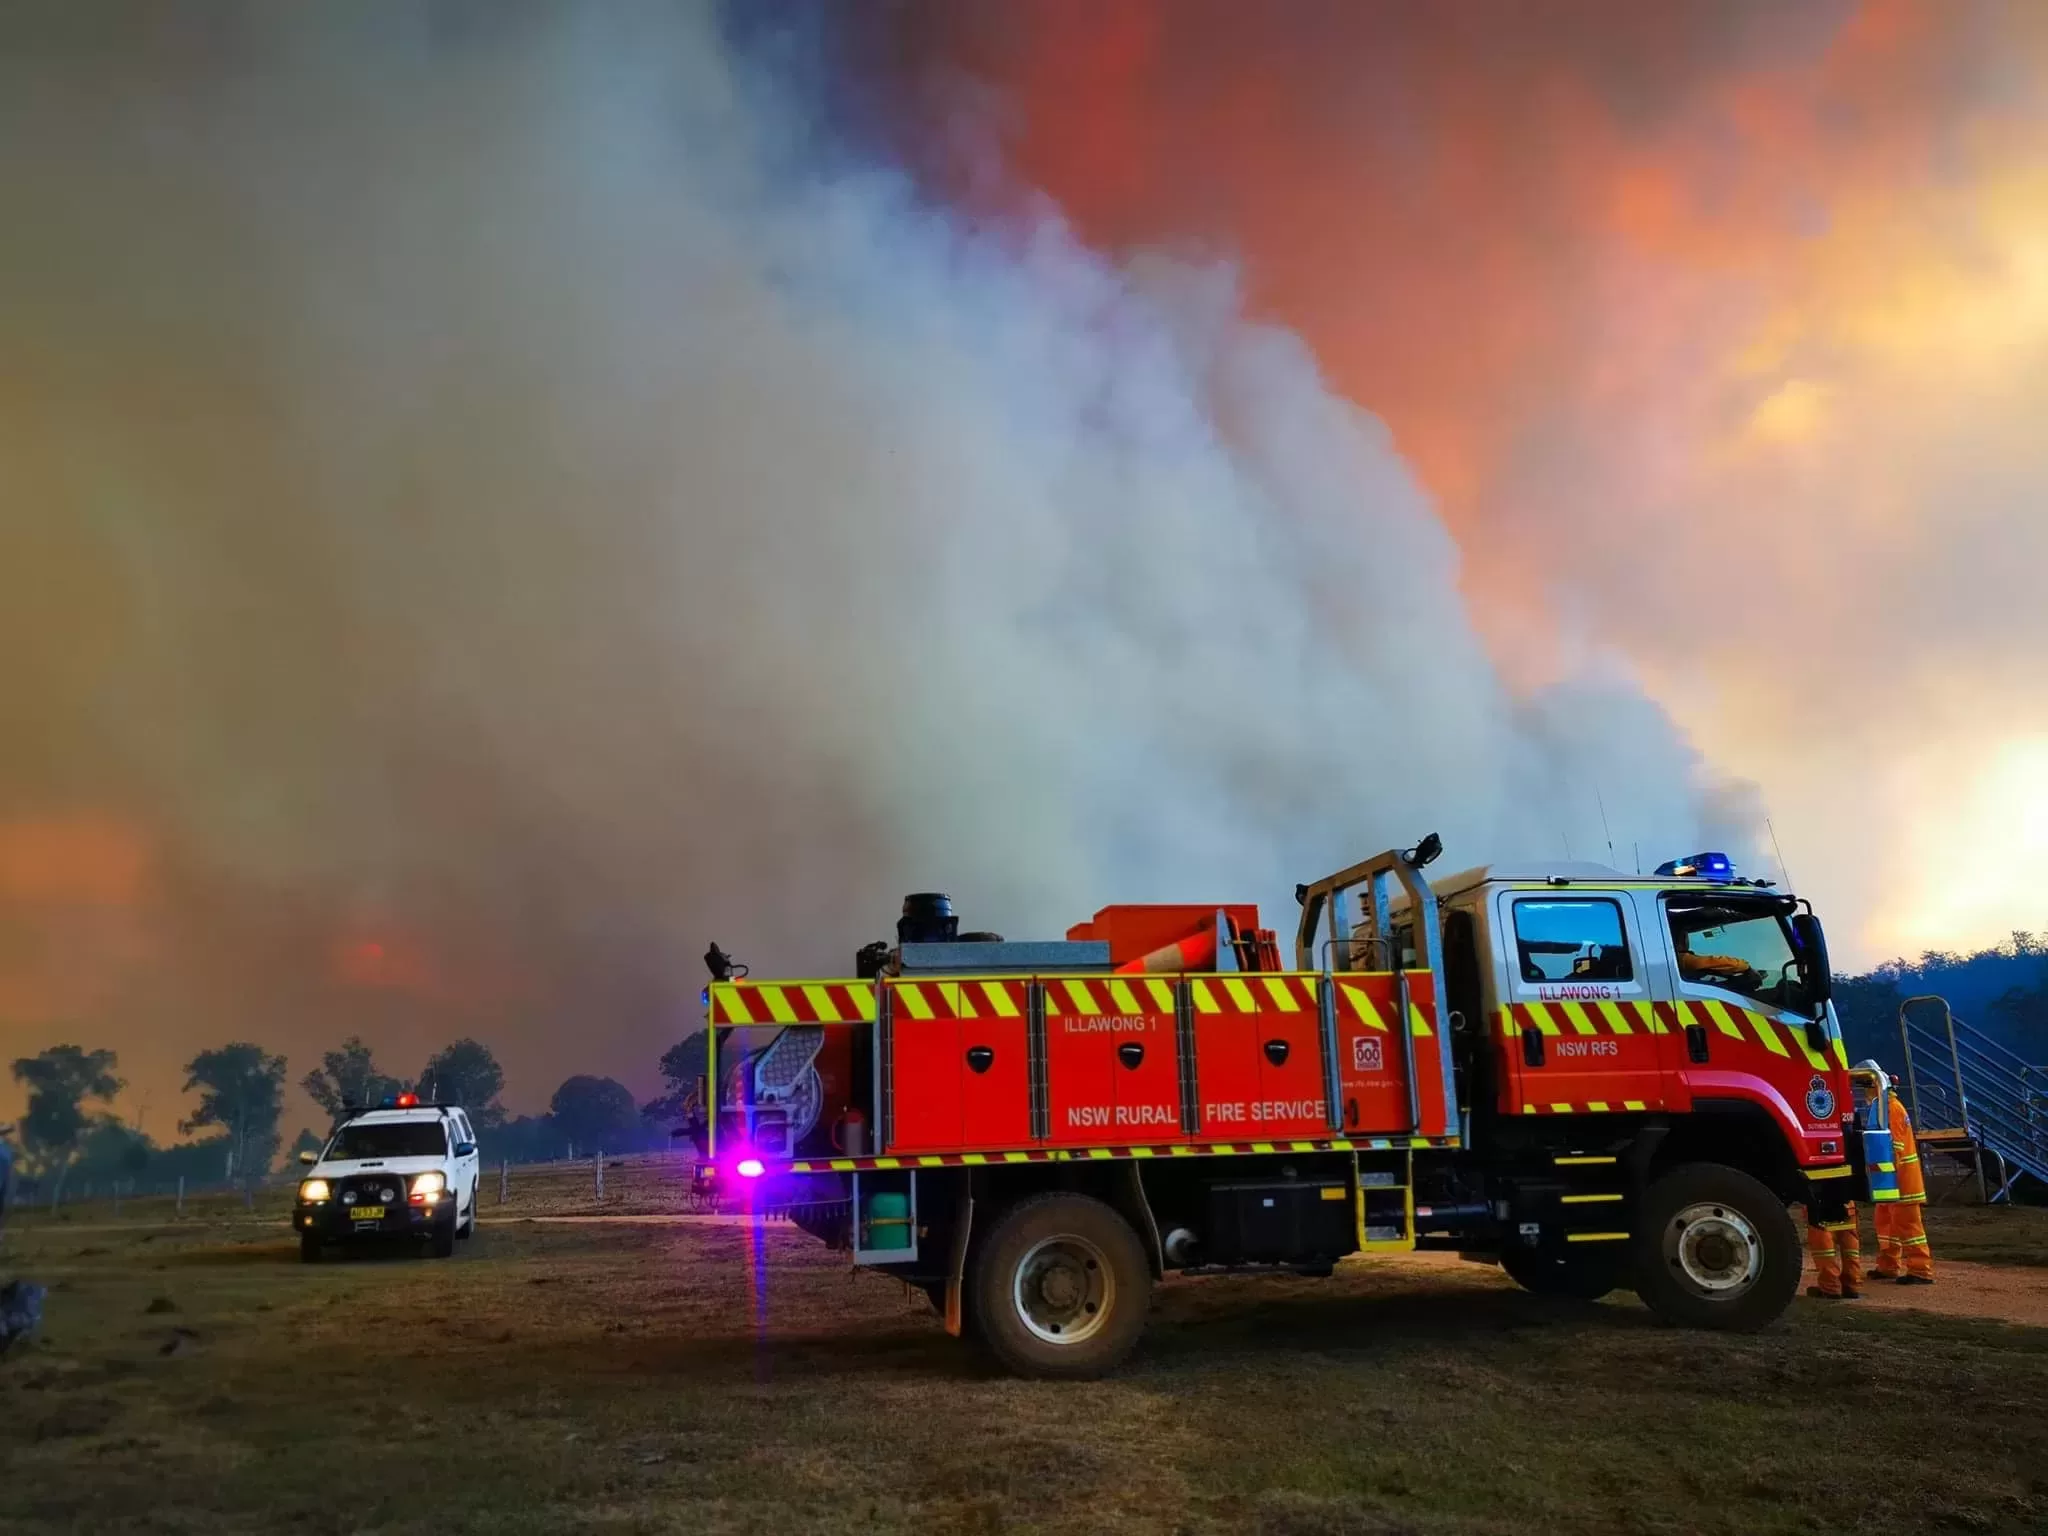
xmin=1633 ymin=841 xmax=1641 ymax=876
xmin=1596 ymin=787 xmax=1616 ymax=866
xmin=1767 ymin=818 xmax=1793 ymax=888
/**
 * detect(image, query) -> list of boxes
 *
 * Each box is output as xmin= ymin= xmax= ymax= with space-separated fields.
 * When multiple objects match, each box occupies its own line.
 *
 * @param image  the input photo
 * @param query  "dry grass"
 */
xmin=3 ymin=1204 xmax=2047 ymax=1536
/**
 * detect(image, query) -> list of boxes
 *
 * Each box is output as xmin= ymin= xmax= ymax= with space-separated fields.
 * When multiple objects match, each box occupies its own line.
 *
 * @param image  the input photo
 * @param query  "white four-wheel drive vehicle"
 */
xmin=294 ymin=1097 xmax=483 ymax=1261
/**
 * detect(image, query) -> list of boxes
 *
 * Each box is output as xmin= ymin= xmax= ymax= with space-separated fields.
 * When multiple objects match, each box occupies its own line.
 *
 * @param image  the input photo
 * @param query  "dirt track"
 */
xmin=488 ymin=1213 xmax=2048 ymax=1329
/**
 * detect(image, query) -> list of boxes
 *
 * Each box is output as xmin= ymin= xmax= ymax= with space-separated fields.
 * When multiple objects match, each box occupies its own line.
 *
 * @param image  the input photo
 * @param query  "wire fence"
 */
xmin=1 ymin=1148 xmax=722 ymax=1228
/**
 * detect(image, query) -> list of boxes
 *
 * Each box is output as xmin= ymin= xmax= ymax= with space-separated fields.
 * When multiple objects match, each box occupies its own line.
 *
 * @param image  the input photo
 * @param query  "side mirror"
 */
xmin=453 ymin=1141 xmax=477 ymax=1158
xmin=298 ymin=1149 xmax=318 ymax=1165
xmin=1790 ymin=912 xmax=1832 ymax=1010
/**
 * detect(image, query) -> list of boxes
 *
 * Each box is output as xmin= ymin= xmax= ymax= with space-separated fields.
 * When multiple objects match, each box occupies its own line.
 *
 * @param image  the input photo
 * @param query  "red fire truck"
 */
xmin=697 ymin=838 xmax=1865 ymax=1378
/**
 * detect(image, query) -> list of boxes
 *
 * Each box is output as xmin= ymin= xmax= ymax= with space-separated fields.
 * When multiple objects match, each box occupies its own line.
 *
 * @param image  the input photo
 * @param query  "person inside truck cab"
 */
xmin=1673 ymin=932 xmax=1752 ymax=984
xmin=1667 ymin=903 xmax=1813 ymax=1011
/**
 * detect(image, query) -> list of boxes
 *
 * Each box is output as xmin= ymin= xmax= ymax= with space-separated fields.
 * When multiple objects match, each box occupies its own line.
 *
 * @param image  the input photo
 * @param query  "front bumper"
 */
xmin=296 ymin=1196 xmax=454 ymax=1241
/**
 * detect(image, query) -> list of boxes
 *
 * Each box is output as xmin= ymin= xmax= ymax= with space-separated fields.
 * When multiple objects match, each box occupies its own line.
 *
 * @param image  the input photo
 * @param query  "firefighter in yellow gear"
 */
xmin=1805 ymin=1202 xmax=1864 ymax=1299
xmin=1872 ymin=1079 xmax=1935 ymax=1284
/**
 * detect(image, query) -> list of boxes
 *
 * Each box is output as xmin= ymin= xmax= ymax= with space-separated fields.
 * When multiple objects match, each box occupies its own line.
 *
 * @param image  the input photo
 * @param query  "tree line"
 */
xmin=6 ymin=1031 xmax=712 ymax=1198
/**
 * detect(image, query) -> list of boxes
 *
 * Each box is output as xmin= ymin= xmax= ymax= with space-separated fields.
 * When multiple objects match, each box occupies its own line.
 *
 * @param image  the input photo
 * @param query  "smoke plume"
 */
xmin=0 ymin=3 xmax=1743 ymax=1114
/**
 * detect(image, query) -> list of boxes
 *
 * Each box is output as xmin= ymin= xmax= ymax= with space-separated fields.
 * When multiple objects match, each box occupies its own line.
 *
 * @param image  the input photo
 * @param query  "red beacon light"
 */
xmin=395 ymin=1092 xmax=419 ymax=1108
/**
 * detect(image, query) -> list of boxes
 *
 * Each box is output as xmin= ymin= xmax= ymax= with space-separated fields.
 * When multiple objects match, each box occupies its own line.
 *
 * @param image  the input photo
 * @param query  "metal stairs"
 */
xmin=1898 ymin=996 xmax=2048 ymax=1203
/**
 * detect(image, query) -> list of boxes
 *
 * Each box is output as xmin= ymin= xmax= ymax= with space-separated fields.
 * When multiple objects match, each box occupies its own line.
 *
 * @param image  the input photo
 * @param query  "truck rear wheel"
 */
xmin=1633 ymin=1163 xmax=1800 ymax=1332
xmin=1500 ymin=1244 xmax=1627 ymax=1301
xmin=970 ymin=1194 xmax=1151 ymax=1380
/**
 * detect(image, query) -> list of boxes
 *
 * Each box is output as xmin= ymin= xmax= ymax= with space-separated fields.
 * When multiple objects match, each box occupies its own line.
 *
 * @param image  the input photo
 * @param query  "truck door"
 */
xmin=1495 ymin=889 xmax=1669 ymax=1116
xmin=1652 ymin=894 xmax=1842 ymax=1131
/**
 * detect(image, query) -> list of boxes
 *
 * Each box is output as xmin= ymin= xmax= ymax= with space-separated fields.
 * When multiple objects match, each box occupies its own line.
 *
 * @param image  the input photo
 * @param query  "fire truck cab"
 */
xmin=699 ymin=840 xmax=1862 ymax=1378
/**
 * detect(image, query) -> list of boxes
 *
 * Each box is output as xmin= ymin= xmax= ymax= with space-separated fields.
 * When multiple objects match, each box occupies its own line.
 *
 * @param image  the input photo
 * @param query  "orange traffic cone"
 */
xmin=1115 ymin=923 xmax=1219 ymax=974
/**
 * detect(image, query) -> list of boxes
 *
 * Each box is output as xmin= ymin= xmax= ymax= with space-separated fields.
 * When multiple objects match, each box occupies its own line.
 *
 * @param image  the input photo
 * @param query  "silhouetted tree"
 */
xmin=548 ymin=1075 xmax=638 ymax=1155
xmin=8 ymin=1045 xmax=122 ymax=1197
xmin=300 ymin=1036 xmax=404 ymax=1121
xmin=182 ymin=1044 xmax=288 ymax=1185
xmin=417 ymin=1039 xmax=506 ymax=1129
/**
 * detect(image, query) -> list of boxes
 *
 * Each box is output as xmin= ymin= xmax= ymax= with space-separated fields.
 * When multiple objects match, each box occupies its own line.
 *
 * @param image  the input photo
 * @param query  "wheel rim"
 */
xmin=1664 ymin=1201 xmax=1762 ymax=1298
xmin=1012 ymin=1234 xmax=1114 ymax=1345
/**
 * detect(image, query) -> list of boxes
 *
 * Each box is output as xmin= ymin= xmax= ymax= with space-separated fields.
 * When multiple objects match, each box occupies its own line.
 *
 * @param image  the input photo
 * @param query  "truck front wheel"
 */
xmin=969 ymin=1194 xmax=1151 ymax=1380
xmin=1633 ymin=1163 xmax=1800 ymax=1332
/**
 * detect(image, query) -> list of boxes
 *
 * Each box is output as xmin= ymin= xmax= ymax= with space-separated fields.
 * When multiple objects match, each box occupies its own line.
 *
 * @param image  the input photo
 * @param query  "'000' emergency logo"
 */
xmin=1805 ymin=1075 xmax=1837 ymax=1121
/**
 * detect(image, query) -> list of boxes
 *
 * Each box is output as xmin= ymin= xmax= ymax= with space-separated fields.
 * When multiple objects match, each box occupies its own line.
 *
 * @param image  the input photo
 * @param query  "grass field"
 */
xmin=4 ymin=1200 xmax=2048 ymax=1536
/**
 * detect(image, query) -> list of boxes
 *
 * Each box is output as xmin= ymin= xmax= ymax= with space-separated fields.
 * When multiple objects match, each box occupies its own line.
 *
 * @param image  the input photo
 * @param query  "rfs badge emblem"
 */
xmin=1805 ymin=1075 xmax=1837 ymax=1121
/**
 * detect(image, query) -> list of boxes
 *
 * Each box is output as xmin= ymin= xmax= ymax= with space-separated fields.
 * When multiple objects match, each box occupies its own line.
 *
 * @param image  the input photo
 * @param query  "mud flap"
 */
xmin=943 ymin=1187 xmax=974 ymax=1338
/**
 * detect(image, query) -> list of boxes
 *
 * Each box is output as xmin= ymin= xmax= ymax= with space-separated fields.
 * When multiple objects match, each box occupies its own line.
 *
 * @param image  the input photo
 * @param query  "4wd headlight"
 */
xmin=300 ymin=1179 xmax=331 ymax=1202
xmin=410 ymin=1171 xmax=446 ymax=1199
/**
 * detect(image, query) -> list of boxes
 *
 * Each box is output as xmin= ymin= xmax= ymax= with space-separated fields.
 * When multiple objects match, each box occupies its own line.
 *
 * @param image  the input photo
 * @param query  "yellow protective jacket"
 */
xmin=1889 ymin=1090 xmax=1926 ymax=1204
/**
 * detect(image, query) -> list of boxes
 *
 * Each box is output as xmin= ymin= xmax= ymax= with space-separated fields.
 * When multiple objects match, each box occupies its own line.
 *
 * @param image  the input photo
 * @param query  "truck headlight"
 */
xmin=300 ymin=1179 xmax=331 ymax=1202
xmin=410 ymin=1171 xmax=446 ymax=1203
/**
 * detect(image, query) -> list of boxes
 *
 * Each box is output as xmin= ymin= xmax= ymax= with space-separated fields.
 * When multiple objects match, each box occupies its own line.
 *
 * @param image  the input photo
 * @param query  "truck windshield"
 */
xmin=327 ymin=1122 xmax=446 ymax=1160
xmin=1665 ymin=900 xmax=1811 ymax=1012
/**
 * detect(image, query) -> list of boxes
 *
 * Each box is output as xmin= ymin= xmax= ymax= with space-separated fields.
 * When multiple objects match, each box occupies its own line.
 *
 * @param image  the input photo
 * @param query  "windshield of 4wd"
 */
xmin=327 ymin=1122 xmax=446 ymax=1160
xmin=1665 ymin=901 xmax=1810 ymax=1012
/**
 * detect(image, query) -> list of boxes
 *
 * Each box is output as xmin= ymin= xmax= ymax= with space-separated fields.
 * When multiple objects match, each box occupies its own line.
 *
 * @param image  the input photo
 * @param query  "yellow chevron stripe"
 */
xmin=1704 ymin=999 xmax=1744 ymax=1039
xmin=1408 ymin=1003 xmax=1434 ymax=1038
xmin=1586 ymin=1101 xmax=1610 ymax=1112
xmin=1086 ymin=1148 xmax=1113 ymax=1160
xmin=1674 ymin=1000 xmax=1699 ymax=1030
xmin=981 ymin=982 xmax=1019 ymax=1018
xmin=1747 ymin=1011 xmax=1790 ymax=1057
xmin=1223 ymin=977 xmax=1258 ymax=1012
xmin=895 ymin=983 xmax=933 ymax=1020
xmin=1189 ymin=979 xmax=1220 ymax=1014
xmin=1525 ymin=1001 xmax=1564 ymax=1037
xmin=1002 ymin=1152 xmax=1030 ymax=1163
xmin=1107 ymin=979 xmax=1143 ymax=1016
xmin=1549 ymin=1102 xmax=1573 ymax=1114
xmin=875 ymin=1157 xmax=901 ymax=1169
xmin=1144 ymin=979 xmax=1175 ymax=1013
xmin=1560 ymin=1001 xmax=1599 ymax=1036
xmin=760 ymin=986 xmax=799 ymax=1024
xmin=799 ymin=985 xmax=840 ymax=1023
xmin=714 ymin=986 xmax=752 ymax=1025
xmin=1832 ymin=1037 xmax=1850 ymax=1070
xmin=1523 ymin=1104 xmax=1538 ymax=1115
xmin=1263 ymin=977 xmax=1304 ymax=1012
xmin=1624 ymin=1099 xmax=1647 ymax=1111
xmin=1500 ymin=1008 xmax=1519 ymax=1038
xmin=1596 ymin=1000 xmax=1633 ymax=1035
xmin=1343 ymin=984 xmax=1388 ymax=1030
xmin=1061 ymin=980 xmax=1100 ymax=1016
xmin=1806 ymin=1164 xmax=1853 ymax=1180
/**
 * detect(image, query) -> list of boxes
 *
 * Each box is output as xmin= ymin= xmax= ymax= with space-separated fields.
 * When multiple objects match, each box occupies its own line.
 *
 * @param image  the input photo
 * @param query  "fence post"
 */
xmin=176 ymin=1175 xmax=186 ymax=1219
xmin=114 ymin=1181 xmax=122 ymax=1218
xmin=499 ymin=1158 xmax=509 ymax=1204
xmin=594 ymin=1153 xmax=604 ymax=1203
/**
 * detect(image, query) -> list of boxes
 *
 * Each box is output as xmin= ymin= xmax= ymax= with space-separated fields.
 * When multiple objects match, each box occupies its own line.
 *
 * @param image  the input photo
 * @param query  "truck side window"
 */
xmin=1666 ymin=901 xmax=1808 ymax=1011
xmin=1511 ymin=900 xmax=1633 ymax=983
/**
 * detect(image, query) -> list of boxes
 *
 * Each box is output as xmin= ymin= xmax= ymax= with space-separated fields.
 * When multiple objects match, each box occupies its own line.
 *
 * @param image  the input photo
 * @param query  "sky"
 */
xmin=3 ymin=2 xmax=2044 ymax=1134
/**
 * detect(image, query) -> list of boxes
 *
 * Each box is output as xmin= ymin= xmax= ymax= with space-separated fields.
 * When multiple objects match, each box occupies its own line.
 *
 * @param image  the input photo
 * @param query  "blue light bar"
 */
xmin=1655 ymin=852 xmax=1735 ymax=882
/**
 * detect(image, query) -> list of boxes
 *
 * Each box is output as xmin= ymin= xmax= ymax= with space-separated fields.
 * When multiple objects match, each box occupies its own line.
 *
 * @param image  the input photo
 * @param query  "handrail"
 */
xmin=1897 ymin=994 xmax=2048 ymax=1202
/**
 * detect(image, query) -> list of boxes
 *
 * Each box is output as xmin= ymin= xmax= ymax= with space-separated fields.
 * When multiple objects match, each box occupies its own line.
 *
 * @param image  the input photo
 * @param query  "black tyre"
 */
xmin=970 ymin=1194 xmax=1152 ymax=1380
xmin=1633 ymin=1162 xmax=1800 ymax=1331
xmin=457 ymin=1185 xmax=476 ymax=1239
xmin=430 ymin=1220 xmax=456 ymax=1259
xmin=1500 ymin=1244 xmax=1628 ymax=1301
xmin=299 ymin=1232 xmax=323 ymax=1264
